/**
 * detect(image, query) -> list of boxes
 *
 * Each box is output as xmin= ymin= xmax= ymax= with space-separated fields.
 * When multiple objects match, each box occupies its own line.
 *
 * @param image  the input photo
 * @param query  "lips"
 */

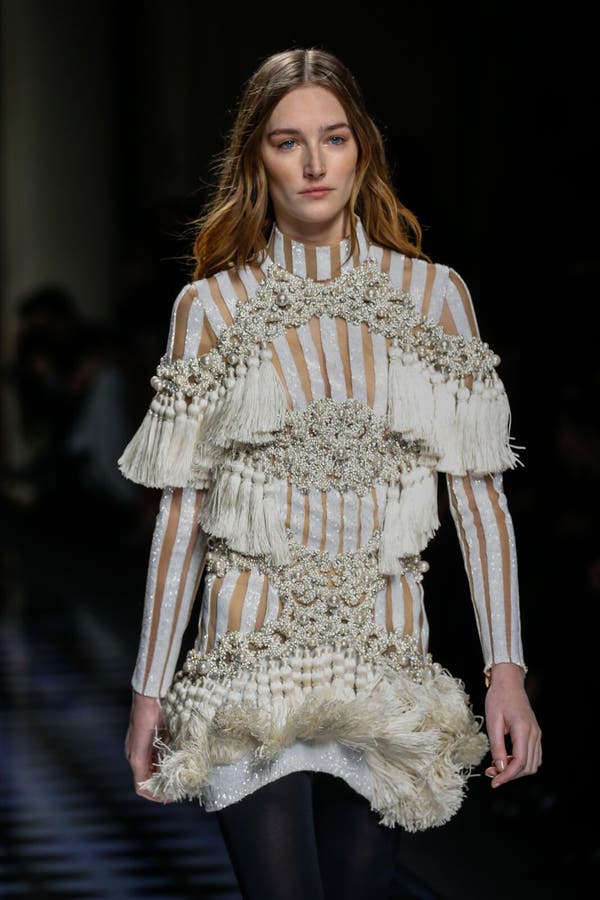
xmin=300 ymin=188 xmax=333 ymax=197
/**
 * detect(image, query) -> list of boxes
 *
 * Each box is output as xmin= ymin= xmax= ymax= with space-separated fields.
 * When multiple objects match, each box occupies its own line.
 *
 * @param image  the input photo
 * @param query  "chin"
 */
xmin=294 ymin=204 xmax=346 ymax=226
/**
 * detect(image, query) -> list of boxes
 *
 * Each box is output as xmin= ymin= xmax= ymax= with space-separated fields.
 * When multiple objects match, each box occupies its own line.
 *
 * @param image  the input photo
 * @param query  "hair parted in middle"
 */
xmin=192 ymin=47 xmax=426 ymax=280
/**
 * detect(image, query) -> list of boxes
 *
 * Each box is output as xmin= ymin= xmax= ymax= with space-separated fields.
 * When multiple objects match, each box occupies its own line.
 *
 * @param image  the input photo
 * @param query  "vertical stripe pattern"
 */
xmin=130 ymin=219 xmax=525 ymax=697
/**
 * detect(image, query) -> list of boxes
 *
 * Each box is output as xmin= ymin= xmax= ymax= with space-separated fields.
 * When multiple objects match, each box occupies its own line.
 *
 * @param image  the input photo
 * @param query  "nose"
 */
xmin=303 ymin=144 xmax=326 ymax=179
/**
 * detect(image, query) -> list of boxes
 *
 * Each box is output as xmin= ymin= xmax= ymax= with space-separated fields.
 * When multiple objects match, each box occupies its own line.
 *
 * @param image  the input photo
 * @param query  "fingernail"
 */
xmin=494 ymin=759 xmax=506 ymax=771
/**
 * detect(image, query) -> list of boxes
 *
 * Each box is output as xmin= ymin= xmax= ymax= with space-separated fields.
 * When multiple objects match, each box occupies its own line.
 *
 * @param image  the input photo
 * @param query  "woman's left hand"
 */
xmin=484 ymin=662 xmax=542 ymax=788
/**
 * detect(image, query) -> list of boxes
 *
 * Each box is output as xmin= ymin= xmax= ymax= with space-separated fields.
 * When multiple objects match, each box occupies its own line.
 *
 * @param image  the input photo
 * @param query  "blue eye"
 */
xmin=278 ymin=139 xmax=297 ymax=150
xmin=329 ymin=135 xmax=346 ymax=145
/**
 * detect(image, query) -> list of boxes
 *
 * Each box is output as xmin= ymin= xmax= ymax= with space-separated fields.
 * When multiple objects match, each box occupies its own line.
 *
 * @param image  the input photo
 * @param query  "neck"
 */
xmin=265 ymin=217 xmax=369 ymax=280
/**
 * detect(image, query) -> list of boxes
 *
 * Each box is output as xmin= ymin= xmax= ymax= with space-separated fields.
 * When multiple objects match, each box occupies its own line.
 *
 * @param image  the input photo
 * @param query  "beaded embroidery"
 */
xmin=183 ymin=530 xmax=430 ymax=683
xmin=150 ymin=258 xmax=502 ymax=403
xmin=258 ymin=398 xmax=429 ymax=494
xmin=119 ymin=253 xmax=517 ymax=497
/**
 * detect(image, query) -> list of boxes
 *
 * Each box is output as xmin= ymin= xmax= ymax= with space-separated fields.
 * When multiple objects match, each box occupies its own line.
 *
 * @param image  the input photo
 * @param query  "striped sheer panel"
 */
xmin=130 ymin=223 xmax=526 ymax=698
xmin=447 ymin=473 xmax=524 ymax=670
xmin=131 ymin=282 xmax=213 ymax=696
xmin=131 ymin=486 xmax=207 ymax=696
xmin=427 ymin=266 xmax=524 ymax=673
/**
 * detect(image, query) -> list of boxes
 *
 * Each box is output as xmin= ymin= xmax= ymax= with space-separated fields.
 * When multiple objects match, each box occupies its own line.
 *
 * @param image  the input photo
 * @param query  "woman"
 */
xmin=120 ymin=47 xmax=541 ymax=900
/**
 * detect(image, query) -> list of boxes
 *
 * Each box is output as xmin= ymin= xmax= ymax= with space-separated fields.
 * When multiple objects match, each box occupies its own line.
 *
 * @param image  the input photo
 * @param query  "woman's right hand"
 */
xmin=124 ymin=689 xmax=171 ymax=803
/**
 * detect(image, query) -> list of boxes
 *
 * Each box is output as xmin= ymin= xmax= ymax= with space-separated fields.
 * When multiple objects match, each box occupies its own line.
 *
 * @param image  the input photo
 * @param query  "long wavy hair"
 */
xmin=192 ymin=48 xmax=426 ymax=280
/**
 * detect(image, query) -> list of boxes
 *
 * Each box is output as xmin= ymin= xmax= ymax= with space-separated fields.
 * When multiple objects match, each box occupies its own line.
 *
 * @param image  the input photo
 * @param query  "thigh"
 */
xmin=215 ymin=771 xmax=324 ymax=900
xmin=312 ymin=772 xmax=398 ymax=900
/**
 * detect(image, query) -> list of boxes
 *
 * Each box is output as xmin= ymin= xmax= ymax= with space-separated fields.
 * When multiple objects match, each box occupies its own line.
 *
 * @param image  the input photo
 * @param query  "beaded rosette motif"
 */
xmin=117 ymin=259 xmax=517 ymax=829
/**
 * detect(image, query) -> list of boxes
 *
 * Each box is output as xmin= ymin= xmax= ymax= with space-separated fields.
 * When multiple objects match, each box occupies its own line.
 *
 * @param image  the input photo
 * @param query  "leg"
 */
xmin=312 ymin=772 xmax=398 ymax=900
xmin=214 ymin=771 xmax=325 ymax=900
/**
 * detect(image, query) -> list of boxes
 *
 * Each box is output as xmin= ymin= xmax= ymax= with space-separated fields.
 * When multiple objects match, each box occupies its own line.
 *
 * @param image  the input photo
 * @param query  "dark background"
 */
xmin=1 ymin=2 xmax=598 ymax=898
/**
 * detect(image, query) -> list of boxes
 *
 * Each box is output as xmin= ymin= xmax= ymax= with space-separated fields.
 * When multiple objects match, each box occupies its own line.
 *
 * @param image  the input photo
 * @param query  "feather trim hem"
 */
xmin=142 ymin=652 xmax=488 ymax=832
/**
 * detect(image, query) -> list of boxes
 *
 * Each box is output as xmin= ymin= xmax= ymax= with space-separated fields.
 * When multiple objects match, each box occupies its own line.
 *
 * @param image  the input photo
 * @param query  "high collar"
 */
xmin=263 ymin=218 xmax=371 ymax=281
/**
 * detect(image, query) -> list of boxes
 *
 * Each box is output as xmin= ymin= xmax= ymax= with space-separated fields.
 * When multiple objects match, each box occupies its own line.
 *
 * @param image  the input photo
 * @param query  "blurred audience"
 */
xmin=0 ymin=284 xmax=150 ymax=644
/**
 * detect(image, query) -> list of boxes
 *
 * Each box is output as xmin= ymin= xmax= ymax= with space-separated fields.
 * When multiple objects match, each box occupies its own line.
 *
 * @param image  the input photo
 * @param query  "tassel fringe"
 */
xmin=198 ymin=345 xmax=287 ymax=447
xmin=379 ymin=468 xmax=439 ymax=569
xmin=387 ymin=344 xmax=435 ymax=442
xmin=379 ymin=482 xmax=403 ymax=574
xmin=387 ymin=345 xmax=519 ymax=475
xmin=198 ymin=456 xmax=291 ymax=565
xmin=118 ymin=388 xmax=207 ymax=488
xmin=117 ymin=343 xmax=291 ymax=489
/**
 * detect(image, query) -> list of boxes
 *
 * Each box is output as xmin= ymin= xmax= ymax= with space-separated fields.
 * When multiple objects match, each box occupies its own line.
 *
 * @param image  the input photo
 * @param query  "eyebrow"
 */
xmin=266 ymin=122 xmax=351 ymax=138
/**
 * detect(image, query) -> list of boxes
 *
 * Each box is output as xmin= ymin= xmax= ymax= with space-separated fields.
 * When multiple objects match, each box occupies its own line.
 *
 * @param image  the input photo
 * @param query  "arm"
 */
xmin=125 ymin=484 xmax=207 ymax=801
xmin=123 ymin=282 xmax=214 ymax=801
xmin=441 ymin=270 xmax=542 ymax=787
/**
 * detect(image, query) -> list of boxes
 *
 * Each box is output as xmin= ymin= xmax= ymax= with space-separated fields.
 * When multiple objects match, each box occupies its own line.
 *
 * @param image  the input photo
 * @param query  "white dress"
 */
xmin=118 ymin=218 xmax=525 ymax=832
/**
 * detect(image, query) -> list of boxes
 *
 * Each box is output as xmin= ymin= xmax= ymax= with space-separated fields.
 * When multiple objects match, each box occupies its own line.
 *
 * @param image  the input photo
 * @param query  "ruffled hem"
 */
xmin=143 ymin=649 xmax=488 ymax=832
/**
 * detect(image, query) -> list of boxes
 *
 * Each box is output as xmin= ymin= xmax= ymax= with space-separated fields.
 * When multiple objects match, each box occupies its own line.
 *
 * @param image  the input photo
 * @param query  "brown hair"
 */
xmin=191 ymin=48 xmax=426 ymax=280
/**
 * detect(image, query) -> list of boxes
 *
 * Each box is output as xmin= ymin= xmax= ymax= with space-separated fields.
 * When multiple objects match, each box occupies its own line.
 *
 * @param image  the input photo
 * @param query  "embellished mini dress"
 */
xmin=118 ymin=219 xmax=526 ymax=832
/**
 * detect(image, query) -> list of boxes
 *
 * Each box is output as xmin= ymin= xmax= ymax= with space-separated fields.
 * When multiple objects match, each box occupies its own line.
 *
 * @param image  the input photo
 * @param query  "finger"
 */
xmin=486 ymin=719 xmax=509 ymax=771
xmin=489 ymin=756 xmax=523 ymax=788
xmin=131 ymin=763 xmax=170 ymax=804
xmin=135 ymin=781 xmax=171 ymax=804
xmin=508 ymin=722 xmax=540 ymax=779
xmin=526 ymin=732 xmax=542 ymax=776
xmin=485 ymin=753 xmax=513 ymax=779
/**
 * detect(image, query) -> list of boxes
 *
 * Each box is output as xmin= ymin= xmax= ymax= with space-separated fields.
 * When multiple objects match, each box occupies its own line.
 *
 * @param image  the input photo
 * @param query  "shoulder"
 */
xmin=165 ymin=263 xmax=265 ymax=361
xmin=382 ymin=249 xmax=479 ymax=339
xmin=173 ymin=261 xmax=265 ymax=312
xmin=165 ymin=279 xmax=209 ymax=362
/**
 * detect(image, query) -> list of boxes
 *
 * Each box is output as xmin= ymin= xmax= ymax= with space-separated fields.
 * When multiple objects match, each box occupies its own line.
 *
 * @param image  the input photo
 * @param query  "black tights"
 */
xmin=215 ymin=771 xmax=398 ymax=900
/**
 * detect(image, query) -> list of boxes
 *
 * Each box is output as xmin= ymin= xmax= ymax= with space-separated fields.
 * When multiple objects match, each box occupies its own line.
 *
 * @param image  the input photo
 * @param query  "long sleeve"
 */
xmin=129 ymin=281 xmax=214 ymax=697
xmin=439 ymin=270 xmax=526 ymax=677
xmin=446 ymin=471 xmax=524 ymax=673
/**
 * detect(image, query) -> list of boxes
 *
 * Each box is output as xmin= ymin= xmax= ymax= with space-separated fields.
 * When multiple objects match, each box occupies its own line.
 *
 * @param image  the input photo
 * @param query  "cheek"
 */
xmin=339 ymin=161 xmax=358 ymax=197
xmin=263 ymin=153 xmax=295 ymax=192
xmin=337 ymin=146 xmax=359 ymax=185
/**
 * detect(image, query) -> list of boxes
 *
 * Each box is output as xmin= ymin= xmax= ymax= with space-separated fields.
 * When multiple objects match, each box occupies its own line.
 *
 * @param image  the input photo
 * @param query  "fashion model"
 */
xmin=120 ymin=47 xmax=542 ymax=900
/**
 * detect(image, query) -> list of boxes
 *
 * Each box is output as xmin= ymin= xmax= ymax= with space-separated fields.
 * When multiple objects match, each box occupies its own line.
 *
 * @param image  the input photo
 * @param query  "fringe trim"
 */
xmin=379 ymin=469 xmax=439 ymax=572
xmin=387 ymin=346 xmax=520 ymax=475
xmin=198 ymin=345 xmax=288 ymax=448
xmin=198 ymin=456 xmax=291 ymax=565
xmin=143 ymin=651 xmax=488 ymax=832
xmin=387 ymin=344 xmax=435 ymax=444
xmin=117 ymin=386 xmax=209 ymax=488
xmin=118 ymin=347 xmax=290 ymax=490
xmin=378 ymin=482 xmax=403 ymax=574
xmin=453 ymin=379 xmax=519 ymax=475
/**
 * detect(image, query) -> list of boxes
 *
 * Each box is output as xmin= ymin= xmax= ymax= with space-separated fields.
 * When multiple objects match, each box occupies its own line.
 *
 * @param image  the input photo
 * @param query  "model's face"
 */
xmin=260 ymin=84 xmax=359 ymax=244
